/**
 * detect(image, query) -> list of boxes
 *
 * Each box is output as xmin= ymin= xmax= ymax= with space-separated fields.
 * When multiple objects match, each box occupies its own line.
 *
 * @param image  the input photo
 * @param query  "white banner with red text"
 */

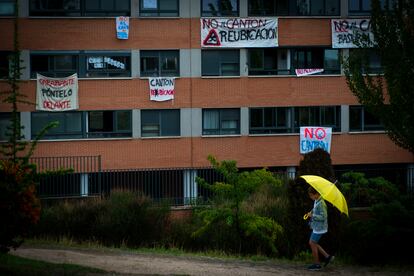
xmin=300 ymin=126 xmax=332 ymax=154
xmin=331 ymin=19 xmax=374 ymax=48
xmin=149 ymin=77 xmax=175 ymax=102
xmin=201 ymin=17 xmax=278 ymax=48
xmin=295 ymin=68 xmax=324 ymax=77
xmin=36 ymin=73 xmax=78 ymax=111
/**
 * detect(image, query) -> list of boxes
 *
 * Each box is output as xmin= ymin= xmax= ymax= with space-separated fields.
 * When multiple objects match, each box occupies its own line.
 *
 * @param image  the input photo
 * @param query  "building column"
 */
xmin=287 ymin=166 xmax=296 ymax=179
xmin=184 ymin=169 xmax=197 ymax=205
xmin=408 ymin=164 xmax=414 ymax=194
xmin=80 ymin=173 xmax=89 ymax=196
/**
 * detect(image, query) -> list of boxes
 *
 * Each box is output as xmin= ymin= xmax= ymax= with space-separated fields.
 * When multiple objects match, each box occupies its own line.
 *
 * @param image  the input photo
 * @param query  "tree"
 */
xmin=193 ymin=155 xmax=283 ymax=255
xmin=343 ymin=0 xmax=414 ymax=153
xmin=0 ymin=1 xmax=55 ymax=253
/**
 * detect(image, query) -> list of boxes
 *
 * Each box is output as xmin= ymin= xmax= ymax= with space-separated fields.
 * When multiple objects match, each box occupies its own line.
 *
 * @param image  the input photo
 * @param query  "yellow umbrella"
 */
xmin=300 ymin=175 xmax=349 ymax=216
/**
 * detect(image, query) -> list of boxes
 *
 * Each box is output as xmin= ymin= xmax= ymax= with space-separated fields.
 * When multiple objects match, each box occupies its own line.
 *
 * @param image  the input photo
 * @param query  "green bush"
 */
xmin=192 ymin=156 xmax=284 ymax=256
xmin=33 ymin=190 xmax=170 ymax=247
xmin=339 ymin=172 xmax=400 ymax=207
xmin=339 ymin=199 xmax=414 ymax=264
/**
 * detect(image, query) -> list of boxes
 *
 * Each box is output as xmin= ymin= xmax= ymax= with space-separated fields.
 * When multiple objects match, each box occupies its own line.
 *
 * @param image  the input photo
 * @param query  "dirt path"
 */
xmin=11 ymin=247 xmax=414 ymax=276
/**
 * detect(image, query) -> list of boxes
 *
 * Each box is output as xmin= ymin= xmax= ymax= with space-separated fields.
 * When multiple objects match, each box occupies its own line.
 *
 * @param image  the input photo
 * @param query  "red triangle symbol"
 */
xmin=203 ymin=29 xmax=221 ymax=46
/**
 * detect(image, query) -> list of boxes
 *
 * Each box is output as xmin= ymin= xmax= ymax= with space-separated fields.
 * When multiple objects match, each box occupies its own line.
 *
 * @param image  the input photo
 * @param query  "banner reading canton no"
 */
xmin=36 ymin=74 xmax=78 ymax=111
xmin=300 ymin=127 xmax=332 ymax=154
xmin=201 ymin=18 xmax=278 ymax=48
xmin=149 ymin=77 xmax=175 ymax=101
xmin=331 ymin=19 xmax=374 ymax=48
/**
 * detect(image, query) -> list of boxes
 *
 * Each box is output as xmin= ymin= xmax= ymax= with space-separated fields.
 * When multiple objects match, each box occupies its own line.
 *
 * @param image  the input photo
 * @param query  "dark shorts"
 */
xmin=309 ymin=232 xmax=324 ymax=243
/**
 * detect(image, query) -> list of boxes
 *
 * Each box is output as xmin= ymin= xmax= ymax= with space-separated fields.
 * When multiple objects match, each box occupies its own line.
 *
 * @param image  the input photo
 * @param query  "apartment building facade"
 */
xmin=0 ymin=0 xmax=413 ymax=199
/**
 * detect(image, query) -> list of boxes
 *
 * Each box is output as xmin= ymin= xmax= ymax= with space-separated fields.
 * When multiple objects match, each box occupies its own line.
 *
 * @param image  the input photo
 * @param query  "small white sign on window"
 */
xmin=143 ymin=0 xmax=157 ymax=9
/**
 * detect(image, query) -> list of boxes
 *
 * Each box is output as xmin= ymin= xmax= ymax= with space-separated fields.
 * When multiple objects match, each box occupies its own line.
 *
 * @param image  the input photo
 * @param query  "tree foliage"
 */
xmin=193 ymin=155 xmax=283 ymax=255
xmin=0 ymin=2 xmax=55 ymax=253
xmin=343 ymin=0 xmax=414 ymax=153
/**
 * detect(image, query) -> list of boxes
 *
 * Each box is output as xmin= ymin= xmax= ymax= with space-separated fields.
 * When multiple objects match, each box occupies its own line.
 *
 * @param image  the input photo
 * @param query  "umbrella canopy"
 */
xmin=300 ymin=175 xmax=349 ymax=216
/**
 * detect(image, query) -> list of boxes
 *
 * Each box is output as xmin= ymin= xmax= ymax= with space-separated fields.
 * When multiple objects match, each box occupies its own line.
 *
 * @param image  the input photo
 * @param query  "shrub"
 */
xmin=33 ymin=190 xmax=170 ymax=248
xmin=192 ymin=156 xmax=284 ymax=256
xmin=0 ymin=160 xmax=41 ymax=253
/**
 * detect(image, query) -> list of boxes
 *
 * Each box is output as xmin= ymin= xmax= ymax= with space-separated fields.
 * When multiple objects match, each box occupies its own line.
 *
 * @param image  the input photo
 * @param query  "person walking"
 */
xmin=306 ymin=186 xmax=334 ymax=271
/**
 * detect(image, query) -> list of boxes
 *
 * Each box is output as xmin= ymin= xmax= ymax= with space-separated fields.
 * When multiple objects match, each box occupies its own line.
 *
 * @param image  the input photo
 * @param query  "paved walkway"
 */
xmin=11 ymin=247 xmax=414 ymax=276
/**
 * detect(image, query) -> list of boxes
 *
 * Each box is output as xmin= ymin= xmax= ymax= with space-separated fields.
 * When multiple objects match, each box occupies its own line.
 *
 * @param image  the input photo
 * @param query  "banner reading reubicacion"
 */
xmin=331 ymin=19 xmax=374 ymax=48
xmin=149 ymin=77 xmax=175 ymax=102
xmin=36 ymin=73 xmax=78 ymax=111
xmin=300 ymin=126 xmax=332 ymax=154
xmin=201 ymin=17 xmax=278 ymax=48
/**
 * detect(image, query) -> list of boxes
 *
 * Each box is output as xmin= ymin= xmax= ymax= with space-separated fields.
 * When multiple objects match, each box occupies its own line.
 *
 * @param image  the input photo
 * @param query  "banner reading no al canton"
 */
xmin=201 ymin=18 xmax=278 ymax=48
xmin=36 ymin=73 xmax=79 ymax=111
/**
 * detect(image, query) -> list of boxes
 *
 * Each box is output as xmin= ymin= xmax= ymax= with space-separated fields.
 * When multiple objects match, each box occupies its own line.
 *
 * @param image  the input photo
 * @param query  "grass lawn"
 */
xmin=0 ymin=253 xmax=108 ymax=276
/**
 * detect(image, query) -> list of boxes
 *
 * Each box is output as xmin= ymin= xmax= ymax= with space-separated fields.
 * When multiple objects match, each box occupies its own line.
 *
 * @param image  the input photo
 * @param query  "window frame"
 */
xmin=349 ymin=106 xmax=384 ymax=131
xmin=31 ymin=111 xmax=85 ymax=140
xmin=0 ymin=0 xmax=15 ymax=16
xmin=201 ymin=0 xmax=239 ymax=17
xmin=248 ymin=48 xmax=289 ymax=76
xmin=140 ymin=50 xmax=180 ymax=77
xmin=202 ymin=108 xmax=240 ymax=136
xmin=85 ymin=53 xmax=131 ymax=78
xmin=139 ymin=0 xmax=179 ymax=17
xmin=249 ymin=107 xmax=290 ymax=134
xmin=293 ymin=106 xmax=341 ymax=132
xmin=248 ymin=0 xmax=340 ymax=16
xmin=201 ymin=50 xmax=240 ymax=77
xmin=87 ymin=110 xmax=132 ymax=138
xmin=29 ymin=0 xmax=131 ymax=17
xmin=0 ymin=51 xmax=12 ymax=79
xmin=290 ymin=48 xmax=341 ymax=75
xmin=141 ymin=109 xmax=181 ymax=137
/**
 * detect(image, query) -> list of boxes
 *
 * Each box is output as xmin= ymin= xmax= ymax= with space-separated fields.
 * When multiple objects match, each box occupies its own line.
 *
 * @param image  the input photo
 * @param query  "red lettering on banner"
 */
xmin=43 ymin=100 xmax=71 ymax=110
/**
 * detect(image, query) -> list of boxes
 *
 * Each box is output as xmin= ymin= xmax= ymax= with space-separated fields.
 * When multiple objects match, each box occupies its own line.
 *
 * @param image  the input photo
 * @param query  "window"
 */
xmin=0 ymin=0 xmax=14 ymax=16
xmin=248 ymin=0 xmax=339 ymax=16
xmin=350 ymin=49 xmax=382 ymax=74
xmin=86 ymin=54 xmax=131 ymax=77
xmin=202 ymin=0 xmax=239 ymax=17
xmin=0 ymin=51 xmax=12 ymax=79
xmin=29 ymin=0 xmax=130 ymax=16
xmin=141 ymin=109 xmax=180 ymax=137
xmin=88 ymin=110 xmax=132 ymax=138
xmin=31 ymin=111 xmax=84 ymax=139
xmin=349 ymin=106 xmax=384 ymax=131
xmin=0 ymin=112 xmax=13 ymax=140
xmin=349 ymin=0 xmax=395 ymax=15
xmin=140 ymin=50 xmax=179 ymax=77
xmin=202 ymin=50 xmax=239 ymax=76
xmin=248 ymin=48 xmax=289 ymax=76
xmin=30 ymin=52 xmax=131 ymax=78
xmin=291 ymin=48 xmax=340 ymax=75
xmin=294 ymin=106 xmax=341 ymax=132
xmin=31 ymin=54 xmax=78 ymax=78
xmin=250 ymin=107 xmax=290 ymax=134
xmin=139 ymin=0 xmax=179 ymax=17
xmin=203 ymin=108 xmax=240 ymax=135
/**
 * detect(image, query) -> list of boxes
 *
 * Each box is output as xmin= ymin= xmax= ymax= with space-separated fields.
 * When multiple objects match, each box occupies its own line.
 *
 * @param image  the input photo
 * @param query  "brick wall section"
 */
xmin=31 ymin=135 xmax=413 ymax=170
xmin=0 ymin=18 xmax=331 ymax=50
xmin=0 ymin=76 xmax=358 ymax=112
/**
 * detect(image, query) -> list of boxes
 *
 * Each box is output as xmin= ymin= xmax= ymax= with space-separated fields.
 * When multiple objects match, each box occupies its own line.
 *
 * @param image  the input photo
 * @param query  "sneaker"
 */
xmin=324 ymin=255 xmax=335 ymax=267
xmin=307 ymin=264 xmax=322 ymax=271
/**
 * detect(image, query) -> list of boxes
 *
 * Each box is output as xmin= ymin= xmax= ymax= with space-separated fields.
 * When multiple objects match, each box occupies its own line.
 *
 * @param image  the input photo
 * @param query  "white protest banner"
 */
xmin=116 ymin=16 xmax=129 ymax=40
xmin=201 ymin=17 xmax=278 ymax=48
xmin=300 ymin=127 xmax=332 ymax=154
xmin=295 ymin=68 xmax=324 ymax=77
xmin=149 ymin=77 xmax=175 ymax=101
xmin=36 ymin=73 xmax=78 ymax=111
xmin=331 ymin=19 xmax=374 ymax=48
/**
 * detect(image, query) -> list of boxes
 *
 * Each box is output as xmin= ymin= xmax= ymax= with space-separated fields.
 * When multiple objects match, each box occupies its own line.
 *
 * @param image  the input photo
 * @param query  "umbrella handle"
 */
xmin=303 ymin=212 xmax=310 ymax=220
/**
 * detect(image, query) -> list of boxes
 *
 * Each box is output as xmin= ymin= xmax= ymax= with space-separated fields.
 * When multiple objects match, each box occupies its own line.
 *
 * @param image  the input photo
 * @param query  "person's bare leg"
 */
xmin=316 ymin=244 xmax=329 ymax=258
xmin=309 ymin=240 xmax=320 ymax=264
